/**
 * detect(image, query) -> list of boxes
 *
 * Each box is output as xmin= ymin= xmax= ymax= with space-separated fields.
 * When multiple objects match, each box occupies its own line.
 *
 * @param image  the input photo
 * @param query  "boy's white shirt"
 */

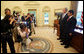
xmin=17 ymin=26 xmax=31 ymax=49
xmin=17 ymin=26 xmax=30 ymax=38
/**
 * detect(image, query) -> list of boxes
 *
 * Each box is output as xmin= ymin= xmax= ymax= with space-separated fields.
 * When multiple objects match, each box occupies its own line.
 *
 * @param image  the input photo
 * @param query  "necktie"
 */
xmin=67 ymin=17 xmax=71 ymax=21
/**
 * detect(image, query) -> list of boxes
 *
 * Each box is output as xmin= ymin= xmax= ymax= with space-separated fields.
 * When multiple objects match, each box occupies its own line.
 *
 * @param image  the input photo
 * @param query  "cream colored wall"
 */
xmin=1 ymin=1 xmax=71 ymax=27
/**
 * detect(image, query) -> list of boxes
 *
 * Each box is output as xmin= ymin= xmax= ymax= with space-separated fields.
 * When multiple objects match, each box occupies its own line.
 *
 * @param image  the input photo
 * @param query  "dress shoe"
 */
xmin=15 ymin=40 xmax=19 ymax=42
xmin=31 ymin=39 xmax=33 ymax=41
xmin=60 ymin=40 xmax=63 ymax=42
xmin=61 ymin=43 xmax=65 ymax=45
xmin=30 ymin=38 xmax=33 ymax=41
xmin=64 ymin=45 xmax=69 ymax=48
xmin=57 ymin=38 xmax=61 ymax=40
xmin=29 ymin=32 xmax=32 ymax=36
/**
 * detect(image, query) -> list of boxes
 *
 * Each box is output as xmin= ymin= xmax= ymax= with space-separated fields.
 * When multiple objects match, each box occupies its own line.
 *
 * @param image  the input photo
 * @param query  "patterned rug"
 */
xmin=21 ymin=37 xmax=53 ymax=53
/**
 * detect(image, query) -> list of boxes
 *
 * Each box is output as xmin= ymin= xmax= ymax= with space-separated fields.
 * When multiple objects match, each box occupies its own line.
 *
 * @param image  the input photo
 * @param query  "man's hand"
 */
xmin=69 ymin=33 xmax=72 ymax=36
xmin=25 ymin=16 xmax=29 ymax=20
xmin=10 ymin=18 xmax=15 ymax=24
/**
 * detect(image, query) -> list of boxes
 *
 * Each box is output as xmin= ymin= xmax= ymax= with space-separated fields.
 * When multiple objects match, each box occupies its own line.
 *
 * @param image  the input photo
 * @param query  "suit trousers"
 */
xmin=63 ymin=33 xmax=73 ymax=46
xmin=60 ymin=25 xmax=65 ymax=40
xmin=1 ymin=34 xmax=15 ymax=53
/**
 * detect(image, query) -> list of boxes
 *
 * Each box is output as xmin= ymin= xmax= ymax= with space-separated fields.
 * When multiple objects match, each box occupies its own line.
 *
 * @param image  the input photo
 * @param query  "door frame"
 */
xmin=28 ymin=9 xmax=37 ymax=26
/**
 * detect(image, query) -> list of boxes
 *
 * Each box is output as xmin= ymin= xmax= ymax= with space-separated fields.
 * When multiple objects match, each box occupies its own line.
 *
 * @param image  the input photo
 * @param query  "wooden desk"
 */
xmin=54 ymin=19 xmax=60 ymax=36
xmin=55 ymin=21 xmax=83 ymax=52
xmin=71 ymin=28 xmax=83 ymax=53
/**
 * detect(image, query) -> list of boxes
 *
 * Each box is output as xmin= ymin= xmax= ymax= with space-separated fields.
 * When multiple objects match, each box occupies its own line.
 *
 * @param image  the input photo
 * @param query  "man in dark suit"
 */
xmin=21 ymin=13 xmax=25 ymax=21
xmin=25 ymin=13 xmax=32 ymax=36
xmin=57 ymin=8 xmax=68 ymax=42
xmin=63 ymin=10 xmax=77 ymax=48
xmin=1 ymin=8 xmax=15 ymax=53
xmin=32 ymin=14 xmax=36 ymax=27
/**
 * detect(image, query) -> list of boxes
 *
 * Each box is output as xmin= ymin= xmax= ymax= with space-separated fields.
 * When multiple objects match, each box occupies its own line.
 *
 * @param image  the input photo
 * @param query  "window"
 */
xmin=44 ymin=12 xmax=49 ymax=25
xmin=1 ymin=16 xmax=4 ymax=20
xmin=76 ymin=1 xmax=83 ymax=28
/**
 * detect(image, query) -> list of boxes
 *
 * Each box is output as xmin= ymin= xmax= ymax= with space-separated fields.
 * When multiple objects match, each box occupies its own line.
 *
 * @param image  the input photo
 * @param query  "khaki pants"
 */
xmin=13 ymin=26 xmax=18 ymax=42
xmin=22 ymin=38 xmax=31 ymax=49
xmin=15 ymin=42 xmax=21 ymax=53
xmin=31 ymin=22 xmax=35 ymax=34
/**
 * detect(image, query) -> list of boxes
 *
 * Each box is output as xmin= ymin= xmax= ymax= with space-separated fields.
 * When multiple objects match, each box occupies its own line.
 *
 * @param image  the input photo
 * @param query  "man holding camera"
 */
xmin=1 ymin=8 xmax=15 ymax=53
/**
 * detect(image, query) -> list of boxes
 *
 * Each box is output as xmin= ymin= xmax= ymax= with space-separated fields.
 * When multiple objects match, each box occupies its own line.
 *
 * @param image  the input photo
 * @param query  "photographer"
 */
xmin=14 ymin=12 xmax=21 ymax=22
xmin=25 ymin=13 xmax=32 ymax=36
xmin=1 ymin=8 xmax=15 ymax=53
xmin=30 ymin=14 xmax=35 ymax=34
xmin=16 ymin=24 xmax=31 ymax=52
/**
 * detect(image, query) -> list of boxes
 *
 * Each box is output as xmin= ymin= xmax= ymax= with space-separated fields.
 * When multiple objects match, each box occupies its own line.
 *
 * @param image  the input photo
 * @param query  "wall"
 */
xmin=1 ymin=1 xmax=71 ymax=26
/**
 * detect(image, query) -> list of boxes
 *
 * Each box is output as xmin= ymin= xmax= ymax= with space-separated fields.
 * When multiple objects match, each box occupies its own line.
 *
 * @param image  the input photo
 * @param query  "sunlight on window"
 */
xmin=77 ymin=1 xmax=83 ymax=12
xmin=1 ymin=16 xmax=4 ymax=20
xmin=76 ymin=1 xmax=83 ymax=27
xmin=44 ymin=12 xmax=49 ymax=25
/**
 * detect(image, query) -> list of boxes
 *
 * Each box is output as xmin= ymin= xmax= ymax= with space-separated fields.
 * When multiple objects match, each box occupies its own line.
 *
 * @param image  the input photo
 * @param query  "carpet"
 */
xmin=21 ymin=37 xmax=53 ymax=53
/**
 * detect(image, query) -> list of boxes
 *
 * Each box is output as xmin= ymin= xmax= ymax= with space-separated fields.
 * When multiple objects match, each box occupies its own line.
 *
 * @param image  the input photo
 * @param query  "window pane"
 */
xmin=44 ymin=13 xmax=49 ymax=24
xmin=77 ymin=1 xmax=83 ymax=12
xmin=76 ymin=12 xmax=82 ymax=26
xmin=76 ymin=1 xmax=83 ymax=27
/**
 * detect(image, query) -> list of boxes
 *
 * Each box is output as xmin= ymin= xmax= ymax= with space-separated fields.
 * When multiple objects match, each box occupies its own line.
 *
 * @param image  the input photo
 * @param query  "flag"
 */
xmin=81 ymin=12 xmax=83 ymax=25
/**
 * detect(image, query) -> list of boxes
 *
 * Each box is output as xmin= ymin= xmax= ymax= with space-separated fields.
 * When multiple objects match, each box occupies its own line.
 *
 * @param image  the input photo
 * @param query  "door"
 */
xmin=28 ymin=9 xmax=37 ymax=26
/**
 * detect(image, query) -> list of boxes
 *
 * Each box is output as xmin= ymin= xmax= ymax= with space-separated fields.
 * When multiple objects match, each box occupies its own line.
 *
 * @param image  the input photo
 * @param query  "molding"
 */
xmin=24 ymin=1 xmax=40 ymax=7
xmin=42 ymin=6 xmax=51 ymax=12
xmin=12 ymin=6 xmax=22 ymax=13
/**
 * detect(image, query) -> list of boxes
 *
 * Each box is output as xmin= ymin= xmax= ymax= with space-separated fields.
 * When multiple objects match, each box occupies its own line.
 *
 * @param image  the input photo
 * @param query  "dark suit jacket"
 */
xmin=59 ymin=13 xmax=68 ymax=33
xmin=33 ymin=17 xmax=36 ymax=24
xmin=64 ymin=16 xmax=77 ymax=34
xmin=1 ymin=15 xmax=14 ymax=33
xmin=25 ymin=16 xmax=31 ymax=28
xmin=21 ymin=16 xmax=25 ymax=21
xmin=59 ymin=13 xmax=68 ymax=25
xmin=59 ymin=13 xmax=63 ymax=24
